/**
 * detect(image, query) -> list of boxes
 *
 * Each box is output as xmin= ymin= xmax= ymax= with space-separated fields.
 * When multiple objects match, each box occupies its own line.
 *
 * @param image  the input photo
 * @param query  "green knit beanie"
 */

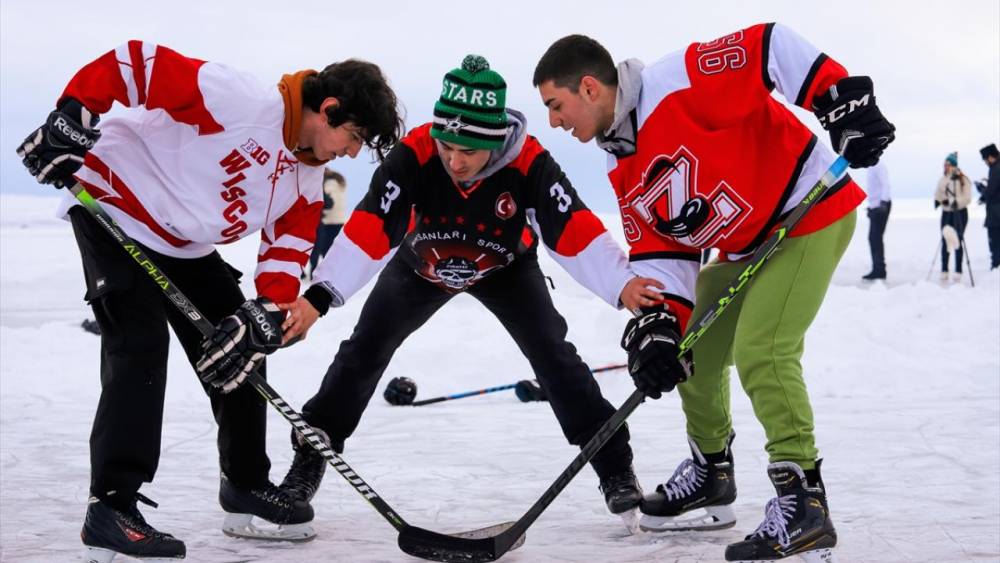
xmin=430 ymin=55 xmax=508 ymax=150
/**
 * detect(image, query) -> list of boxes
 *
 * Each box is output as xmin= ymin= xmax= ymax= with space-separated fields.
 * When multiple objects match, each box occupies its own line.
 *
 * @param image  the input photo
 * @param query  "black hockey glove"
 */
xmin=813 ymin=76 xmax=895 ymax=169
xmin=16 ymin=98 xmax=101 ymax=188
xmin=621 ymin=305 xmax=693 ymax=399
xmin=196 ymin=298 xmax=284 ymax=393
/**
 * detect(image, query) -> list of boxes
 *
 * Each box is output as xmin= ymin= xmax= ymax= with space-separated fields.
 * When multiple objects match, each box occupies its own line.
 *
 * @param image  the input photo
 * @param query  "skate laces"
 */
xmin=655 ymin=459 xmax=706 ymax=500
xmin=253 ymin=483 xmax=293 ymax=509
xmin=118 ymin=493 xmax=166 ymax=537
xmin=750 ymin=495 xmax=797 ymax=547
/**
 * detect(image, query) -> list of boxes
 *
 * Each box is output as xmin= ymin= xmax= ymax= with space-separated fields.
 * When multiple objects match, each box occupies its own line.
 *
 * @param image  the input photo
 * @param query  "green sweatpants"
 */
xmin=679 ymin=211 xmax=856 ymax=468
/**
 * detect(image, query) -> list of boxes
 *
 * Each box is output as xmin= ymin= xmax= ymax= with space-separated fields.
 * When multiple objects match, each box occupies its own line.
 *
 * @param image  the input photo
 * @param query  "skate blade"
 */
xmin=639 ymin=504 xmax=736 ymax=532
xmin=729 ymin=547 xmax=835 ymax=563
xmin=82 ymin=545 xmax=183 ymax=562
xmin=617 ymin=507 xmax=640 ymax=535
xmin=798 ymin=548 xmax=835 ymax=563
xmin=453 ymin=521 xmax=525 ymax=551
xmin=222 ymin=512 xmax=317 ymax=542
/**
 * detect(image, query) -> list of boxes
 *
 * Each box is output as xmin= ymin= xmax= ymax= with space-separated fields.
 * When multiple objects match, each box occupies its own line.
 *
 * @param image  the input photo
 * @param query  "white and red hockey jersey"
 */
xmin=605 ymin=23 xmax=865 ymax=329
xmin=57 ymin=41 xmax=324 ymax=303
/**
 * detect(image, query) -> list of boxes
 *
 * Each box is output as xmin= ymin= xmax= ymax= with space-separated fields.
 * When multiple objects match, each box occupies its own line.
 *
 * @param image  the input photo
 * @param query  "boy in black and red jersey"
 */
xmin=16 ymin=42 xmax=404 ymax=560
xmin=277 ymin=55 xmax=664 ymax=524
xmin=534 ymin=24 xmax=894 ymax=562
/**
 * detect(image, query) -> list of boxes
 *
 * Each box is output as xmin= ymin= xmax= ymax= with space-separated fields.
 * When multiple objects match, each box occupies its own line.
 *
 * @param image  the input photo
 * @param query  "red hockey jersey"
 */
xmin=605 ymin=23 xmax=865 ymax=329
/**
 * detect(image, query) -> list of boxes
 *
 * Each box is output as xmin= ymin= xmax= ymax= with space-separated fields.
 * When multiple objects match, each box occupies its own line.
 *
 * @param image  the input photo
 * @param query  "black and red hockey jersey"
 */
xmin=311 ymin=121 xmax=633 ymax=307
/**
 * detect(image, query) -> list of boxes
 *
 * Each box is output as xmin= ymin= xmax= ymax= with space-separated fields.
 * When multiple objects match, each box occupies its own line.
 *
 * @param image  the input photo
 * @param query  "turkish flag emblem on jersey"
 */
xmin=495 ymin=191 xmax=517 ymax=220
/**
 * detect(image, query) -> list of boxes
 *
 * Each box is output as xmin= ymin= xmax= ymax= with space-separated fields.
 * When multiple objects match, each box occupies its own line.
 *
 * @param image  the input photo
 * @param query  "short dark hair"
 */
xmin=532 ymin=35 xmax=617 ymax=92
xmin=303 ymin=60 xmax=405 ymax=161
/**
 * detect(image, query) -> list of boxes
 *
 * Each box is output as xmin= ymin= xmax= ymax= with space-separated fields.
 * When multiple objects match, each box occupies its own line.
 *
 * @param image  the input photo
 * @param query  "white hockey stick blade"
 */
xmin=222 ymin=512 xmax=317 ymax=542
xmin=454 ymin=521 xmax=525 ymax=551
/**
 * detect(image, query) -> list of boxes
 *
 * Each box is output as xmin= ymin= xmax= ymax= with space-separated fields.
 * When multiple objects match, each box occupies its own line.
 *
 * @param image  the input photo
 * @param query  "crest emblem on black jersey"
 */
xmin=495 ymin=191 xmax=516 ymax=220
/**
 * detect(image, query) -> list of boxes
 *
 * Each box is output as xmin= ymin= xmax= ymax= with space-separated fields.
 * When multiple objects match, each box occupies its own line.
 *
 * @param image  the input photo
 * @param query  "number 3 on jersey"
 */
xmin=620 ymin=146 xmax=750 ymax=248
xmin=380 ymin=180 xmax=401 ymax=213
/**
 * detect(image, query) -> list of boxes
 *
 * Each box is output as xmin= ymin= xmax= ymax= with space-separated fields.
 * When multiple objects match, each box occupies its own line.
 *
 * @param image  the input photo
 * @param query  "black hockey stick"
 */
xmin=396 ymin=156 xmax=851 ymax=562
xmin=407 ymin=363 xmax=627 ymax=406
xmin=69 ymin=185 xmax=525 ymax=554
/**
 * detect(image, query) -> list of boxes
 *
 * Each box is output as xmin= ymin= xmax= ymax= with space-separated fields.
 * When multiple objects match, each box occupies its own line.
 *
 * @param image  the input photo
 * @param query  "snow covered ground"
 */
xmin=1 ymin=194 xmax=997 ymax=562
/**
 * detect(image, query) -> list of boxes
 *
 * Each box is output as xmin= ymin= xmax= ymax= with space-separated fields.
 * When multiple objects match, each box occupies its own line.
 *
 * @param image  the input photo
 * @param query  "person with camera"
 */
xmin=935 ymin=152 xmax=973 ymax=282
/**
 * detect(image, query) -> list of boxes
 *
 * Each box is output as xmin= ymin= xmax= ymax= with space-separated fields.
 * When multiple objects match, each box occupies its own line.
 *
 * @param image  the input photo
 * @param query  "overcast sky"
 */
xmin=1 ymin=0 xmax=997 ymax=212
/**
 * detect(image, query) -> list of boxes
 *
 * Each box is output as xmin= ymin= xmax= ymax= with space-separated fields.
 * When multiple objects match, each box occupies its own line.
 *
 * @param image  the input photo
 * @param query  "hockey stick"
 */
xmin=68 ymin=185 xmax=524 ymax=553
xmin=396 ymin=155 xmax=851 ymax=562
xmin=407 ymin=363 xmax=627 ymax=406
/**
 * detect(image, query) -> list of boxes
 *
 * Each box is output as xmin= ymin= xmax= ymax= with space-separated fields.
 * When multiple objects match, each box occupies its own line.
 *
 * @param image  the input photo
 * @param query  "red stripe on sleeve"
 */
xmin=255 ymin=272 xmax=299 ymax=304
xmin=343 ymin=209 xmax=392 ymax=259
xmin=128 ymin=41 xmax=148 ymax=105
xmin=258 ymin=247 xmax=310 ymax=266
xmin=401 ymin=124 xmax=437 ymax=166
xmin=554 ymin=210 xmax=607 ymax=256
xmin=801 ymin=57 xmax=848 ymax=110
xmin=145 ymin=46 xmax=224 ymax=135
xmin=61 ymin=50 xmax=131 ymax=113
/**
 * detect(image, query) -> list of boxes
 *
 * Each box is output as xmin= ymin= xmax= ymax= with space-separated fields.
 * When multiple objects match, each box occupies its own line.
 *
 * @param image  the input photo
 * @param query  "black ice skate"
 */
xmin=81 ymin=494 xmax=185 ymax=562
xmin=219 ymin=473 xmax=316 ymax=542
xmin=725 ymin=460 xmax=836 ymax=563
xmin=639 ymin=433 xmax=737 ymax=532
xmin=279 ymin=427 xmax=329 ymax=503
xmin=599 ymin=465 xmax=643 ymax=533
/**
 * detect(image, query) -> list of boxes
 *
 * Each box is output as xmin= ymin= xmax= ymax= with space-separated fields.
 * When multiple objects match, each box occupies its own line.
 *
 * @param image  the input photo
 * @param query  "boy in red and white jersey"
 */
xmin=16 ymin=41 xmax=403 ymax=560
xmin=534 ymin=23 xmax=894 ymax=562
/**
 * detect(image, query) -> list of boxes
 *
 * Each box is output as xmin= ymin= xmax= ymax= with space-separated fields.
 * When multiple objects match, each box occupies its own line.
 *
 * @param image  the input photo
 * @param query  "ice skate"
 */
xmin=725 ymin=461 xmax=836 ymax=562
xmin=80 ymin=494 xmax=185 ymax=562
xmin=599 ymin=465 xmax=643 ymax=533
xmin=640 ymin=433 xmax=737 ymax=532
xmin=279 ymin=427 xmax=329 ymax=503
xmin=219 ymin=473 xmax=316 ymax=542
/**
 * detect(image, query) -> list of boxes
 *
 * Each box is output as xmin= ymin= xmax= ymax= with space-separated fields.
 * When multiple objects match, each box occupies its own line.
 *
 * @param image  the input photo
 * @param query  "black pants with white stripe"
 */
xmin=69 ymin=207 xmax=271 ymax=510
xmin=301 ymin=252 xmax=633 ymax=480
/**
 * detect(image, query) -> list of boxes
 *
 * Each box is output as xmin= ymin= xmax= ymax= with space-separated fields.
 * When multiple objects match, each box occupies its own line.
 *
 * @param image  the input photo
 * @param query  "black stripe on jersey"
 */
xmin=795 ymin=53 xmax=830 ymax=108
xmin=630 ymin=251 xmax=702 ymax=263
xmin=734 ymin=134 xmax=817 ymax=256
xmin=761 ymin=23 xmax=776 ymax=91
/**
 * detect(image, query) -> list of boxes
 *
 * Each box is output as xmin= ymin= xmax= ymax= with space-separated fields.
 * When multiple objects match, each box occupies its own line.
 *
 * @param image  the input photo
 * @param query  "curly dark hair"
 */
xmin=532 ymin=35 xmax=617 ymax=92
xmin=303 ymin=60 xmax=404 ymax=161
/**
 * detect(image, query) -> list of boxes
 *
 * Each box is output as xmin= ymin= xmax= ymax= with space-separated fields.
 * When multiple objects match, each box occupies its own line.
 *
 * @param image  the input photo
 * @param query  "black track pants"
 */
xmin=69 ymin=207 xmax=270 ymax=509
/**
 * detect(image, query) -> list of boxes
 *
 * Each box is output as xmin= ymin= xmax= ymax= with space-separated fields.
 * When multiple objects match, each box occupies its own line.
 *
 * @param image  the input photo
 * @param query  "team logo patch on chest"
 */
xmin=620 ymin=146 xmax=750 ymax=248
xmin=495 ymin=191 xmax=517 ymax=220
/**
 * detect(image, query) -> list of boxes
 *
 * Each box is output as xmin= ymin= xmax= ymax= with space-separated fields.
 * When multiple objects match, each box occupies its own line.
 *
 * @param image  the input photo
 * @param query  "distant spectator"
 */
xmin=862 ymin=161 xmax=891 ymax=280
xmin=934 ymin=152 xmax=972 ymax=281
xmin=980 ymin=143 xmax=1000 ymax=269
xmin=306 ymin=169 xmax=347 ymax=278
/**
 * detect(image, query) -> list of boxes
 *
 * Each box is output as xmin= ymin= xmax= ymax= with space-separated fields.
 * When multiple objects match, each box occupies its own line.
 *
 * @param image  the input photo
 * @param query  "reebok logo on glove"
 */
xmin=241 ymin=300 xmax=278 ymax=340
xmin=52 ymin=116 xmax=98 ymax=149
